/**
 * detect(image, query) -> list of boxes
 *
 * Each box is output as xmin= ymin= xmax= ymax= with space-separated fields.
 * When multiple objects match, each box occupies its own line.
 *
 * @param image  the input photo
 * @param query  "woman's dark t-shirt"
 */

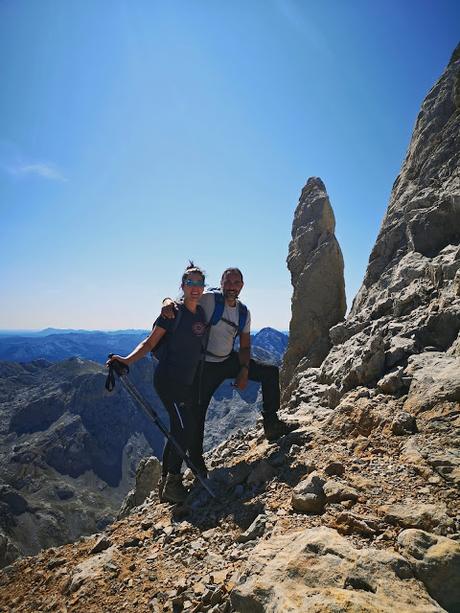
xmin=154 ymin=304 xmax=207 ymax=385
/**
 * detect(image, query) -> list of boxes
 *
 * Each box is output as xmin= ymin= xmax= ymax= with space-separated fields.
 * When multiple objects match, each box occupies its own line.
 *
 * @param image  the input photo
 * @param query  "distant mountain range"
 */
xmin=0 ymin=328 xmax=149 ymax=337
xmin=0 ymin=327 xmax=288 ymax=364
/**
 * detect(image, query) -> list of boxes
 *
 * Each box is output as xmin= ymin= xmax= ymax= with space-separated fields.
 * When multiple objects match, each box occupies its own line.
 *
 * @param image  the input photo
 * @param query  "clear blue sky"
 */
xmin=1 ymin=1 xmax=458 ymax=331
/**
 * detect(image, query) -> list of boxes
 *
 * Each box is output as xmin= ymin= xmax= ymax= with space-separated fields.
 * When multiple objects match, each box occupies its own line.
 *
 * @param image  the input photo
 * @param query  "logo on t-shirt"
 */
xmin=192 ymin=322 xmax=206 ymax=336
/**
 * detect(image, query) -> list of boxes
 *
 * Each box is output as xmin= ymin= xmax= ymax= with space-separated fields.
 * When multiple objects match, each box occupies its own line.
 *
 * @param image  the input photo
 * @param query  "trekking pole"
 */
xmin=105 ymin=355 xmax=216 ymax=499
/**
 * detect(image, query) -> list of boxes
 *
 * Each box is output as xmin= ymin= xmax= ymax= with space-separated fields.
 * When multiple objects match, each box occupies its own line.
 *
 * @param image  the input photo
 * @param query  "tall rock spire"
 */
xmin=281 ymin=177 xmax=346 ymax=399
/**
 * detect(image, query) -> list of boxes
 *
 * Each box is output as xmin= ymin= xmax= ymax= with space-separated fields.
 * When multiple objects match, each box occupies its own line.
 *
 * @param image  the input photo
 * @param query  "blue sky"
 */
xmin=1 ymin=1 xmax=459 ymax=330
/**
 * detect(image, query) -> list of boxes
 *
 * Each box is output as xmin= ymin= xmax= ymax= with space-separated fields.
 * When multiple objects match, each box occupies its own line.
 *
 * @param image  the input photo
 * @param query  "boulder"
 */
xmin=291 ymin=472 xmax=326 ymax=513
xmin=398 ymin=529 xmax=460 ymax=612
xmin=385 ymin=336 xmax=417 ymax=368
xmin=231 ymin=527 xmax=443 ymax=612
xmin=391 ymin=411 xmax=417 ymax=436
xmin=391 ymin=411 xmax=418 ymax=435
xmin=237 ymin=514 xmax=267 ymax=543
xmin=323 ymin=480 xmax=360 ymax=504
xmin=319 ymin=331 xmax=385 ymax=394
xmin=333 ymin=512 xmax=380 ymax=537
xmin=118 ymin=456 xmax=161 ymax=518
xmin=378 ymin=367 xmax=405 ymax=395
xmin=324 ymin=461 xmax=345 ymax=477
xmin=378 ymin=502 xmax=452 ymax=532
xmin=403 ymin=352 xmax=460 ymax=414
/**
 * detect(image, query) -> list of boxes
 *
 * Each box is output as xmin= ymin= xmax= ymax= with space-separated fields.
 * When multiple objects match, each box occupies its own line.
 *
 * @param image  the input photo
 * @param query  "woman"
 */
xmin=107 ymin=262 xmax=207 ymax=504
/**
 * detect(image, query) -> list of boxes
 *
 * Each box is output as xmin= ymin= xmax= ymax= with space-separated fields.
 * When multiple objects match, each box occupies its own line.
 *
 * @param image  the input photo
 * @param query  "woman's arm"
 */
xmin=107 ymin=325 xmax=167 ymax=366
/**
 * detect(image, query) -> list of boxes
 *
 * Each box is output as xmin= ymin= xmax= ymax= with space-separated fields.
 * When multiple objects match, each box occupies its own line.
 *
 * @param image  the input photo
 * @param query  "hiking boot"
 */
xmin=158 ymin=475 xmax=166 ymax=500
xmin=192 ymin=470 xmax=209 ymax=487
xmin=263 ymin=417 xmax=297 ymax=442
xmin=161 ymin=473 xmax=188 ymax=504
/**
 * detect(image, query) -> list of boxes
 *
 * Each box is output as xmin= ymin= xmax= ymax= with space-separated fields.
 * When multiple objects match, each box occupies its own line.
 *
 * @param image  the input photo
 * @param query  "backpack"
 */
xmin=151 ymin=307 xmax=183 ymax=362
xmin=151 ymin=304 xmax=206 ymax=362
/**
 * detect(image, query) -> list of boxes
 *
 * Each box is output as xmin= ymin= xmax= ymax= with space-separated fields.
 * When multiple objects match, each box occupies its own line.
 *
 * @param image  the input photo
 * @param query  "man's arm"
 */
xmin=234 ymin=331 xmax=250 ymax=390
xmin=161 ymin=292 xmax=208 ymax=320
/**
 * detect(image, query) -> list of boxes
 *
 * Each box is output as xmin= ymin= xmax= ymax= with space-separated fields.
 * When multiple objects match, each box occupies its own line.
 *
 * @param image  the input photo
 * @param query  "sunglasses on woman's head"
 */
xmin=184 ymin=279 xmax=205 ymax=287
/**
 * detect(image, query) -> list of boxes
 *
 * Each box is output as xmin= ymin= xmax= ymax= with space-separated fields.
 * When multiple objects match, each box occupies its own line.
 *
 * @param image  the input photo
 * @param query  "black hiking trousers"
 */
xmin=154 ymin=369 xmax=194 ymax=476
xmin=188 ymin=352 xmax=280 ymax=472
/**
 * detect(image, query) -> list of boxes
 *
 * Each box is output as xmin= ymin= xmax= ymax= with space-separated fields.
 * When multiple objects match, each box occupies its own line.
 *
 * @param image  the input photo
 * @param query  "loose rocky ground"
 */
xmin=0 ymin=383 xmax=458 ymax=611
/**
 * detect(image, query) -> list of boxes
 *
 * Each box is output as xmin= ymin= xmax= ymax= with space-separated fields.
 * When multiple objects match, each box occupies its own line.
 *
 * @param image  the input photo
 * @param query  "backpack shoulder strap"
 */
xmin=171 ymin=304 xmax=183 ymax=333
xmin=237 ymin=301 xmax=248 ymax=333
xmin=196 ymin=304 xmax=206 ymax=321
xmin=209 ymin=291 xmax=225 ymax=326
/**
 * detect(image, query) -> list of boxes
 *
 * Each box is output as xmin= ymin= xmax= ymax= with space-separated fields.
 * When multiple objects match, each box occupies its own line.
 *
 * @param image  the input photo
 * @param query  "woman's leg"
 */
xmin=154 ymin=372 xmax=188 ymax=475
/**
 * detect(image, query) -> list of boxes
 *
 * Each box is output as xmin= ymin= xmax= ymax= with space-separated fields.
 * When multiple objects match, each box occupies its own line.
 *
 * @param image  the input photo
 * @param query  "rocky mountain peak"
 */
xmin=449 ymin=41 xmax=460 ymax=65
xmin=351 ymin=45 xmax=460 ymax=318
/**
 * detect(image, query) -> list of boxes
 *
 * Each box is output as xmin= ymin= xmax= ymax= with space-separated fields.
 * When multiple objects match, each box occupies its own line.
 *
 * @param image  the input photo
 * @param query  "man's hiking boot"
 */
xmin=263 ymin=417 xmax=297 ymax=442
xmin=161 ymin=473 xmax=188 ymax=504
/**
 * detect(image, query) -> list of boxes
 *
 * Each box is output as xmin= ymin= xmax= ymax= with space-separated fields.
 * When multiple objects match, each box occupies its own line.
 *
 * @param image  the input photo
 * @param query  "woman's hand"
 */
xmin=106 ymin=355 xmax=129 ymax=367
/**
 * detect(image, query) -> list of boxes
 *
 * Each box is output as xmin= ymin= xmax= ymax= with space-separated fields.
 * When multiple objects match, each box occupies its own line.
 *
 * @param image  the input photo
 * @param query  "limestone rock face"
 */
xmin=231 ymin=527 xmax=443 ymax=612
xmin=287 ymin=45 xmax=460 ymax=412
xmin=397 ymin=529 xmax=460 ymax=612
xmin=281 ymin=177 xmax=346 ymax=399
xmin=352 ymin=43 xmax=460 ymax=317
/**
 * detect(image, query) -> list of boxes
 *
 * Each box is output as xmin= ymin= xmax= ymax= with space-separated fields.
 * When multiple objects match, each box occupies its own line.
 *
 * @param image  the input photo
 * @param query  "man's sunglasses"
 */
xmin=184 ymin=279 xmax=205 ymax=287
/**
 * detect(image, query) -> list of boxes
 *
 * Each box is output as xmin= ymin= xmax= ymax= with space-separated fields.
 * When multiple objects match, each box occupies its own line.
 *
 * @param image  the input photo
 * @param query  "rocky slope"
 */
xmin=0 ymin=45 xmax=459 ymax=612
xmin=0 ymin=357 xmax=165 ymax=566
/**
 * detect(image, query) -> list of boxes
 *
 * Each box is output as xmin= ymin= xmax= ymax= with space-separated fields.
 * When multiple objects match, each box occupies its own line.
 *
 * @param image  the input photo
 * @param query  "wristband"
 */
xmin=240 ymin=364 xmax=249 ymax=371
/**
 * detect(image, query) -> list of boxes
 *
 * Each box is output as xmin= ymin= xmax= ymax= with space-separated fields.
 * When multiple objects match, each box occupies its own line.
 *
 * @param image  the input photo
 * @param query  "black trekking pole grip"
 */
xmin=108 ymin=354 xmax=130 ymax=376
xmin=105 ymin=354 xmax=130 ymax=391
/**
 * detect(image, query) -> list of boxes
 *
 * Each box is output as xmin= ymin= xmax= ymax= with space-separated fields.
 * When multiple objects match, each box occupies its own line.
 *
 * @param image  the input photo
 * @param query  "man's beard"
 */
xmin=224 ymin=289 xmax=239 ymax=301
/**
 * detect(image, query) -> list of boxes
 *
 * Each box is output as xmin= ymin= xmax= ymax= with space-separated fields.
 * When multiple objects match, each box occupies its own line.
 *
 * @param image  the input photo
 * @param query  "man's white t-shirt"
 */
xmin=199 ymin=292 xmax=251 ymax=363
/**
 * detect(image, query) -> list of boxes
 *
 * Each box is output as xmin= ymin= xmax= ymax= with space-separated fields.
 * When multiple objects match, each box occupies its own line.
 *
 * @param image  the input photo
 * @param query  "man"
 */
xmin=162 ymin=267 xmax=295 ymax=476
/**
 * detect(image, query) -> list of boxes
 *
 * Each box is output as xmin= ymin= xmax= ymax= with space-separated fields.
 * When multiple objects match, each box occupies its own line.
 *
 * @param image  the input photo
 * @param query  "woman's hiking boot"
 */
xmin=158 ymin=474 xmax=166 ymax=500
xmin=263 ymin=417 xmax=297 ymax=442
xmin=161 ymin=473 xmax=188 ymax=504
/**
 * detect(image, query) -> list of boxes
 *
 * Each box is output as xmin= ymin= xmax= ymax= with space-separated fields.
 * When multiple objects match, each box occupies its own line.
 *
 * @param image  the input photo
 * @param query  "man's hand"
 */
xmin=161 ymin=299 xmax=177 ymax=320
xmin=233 ymin=366 xmax=249 ymax=390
